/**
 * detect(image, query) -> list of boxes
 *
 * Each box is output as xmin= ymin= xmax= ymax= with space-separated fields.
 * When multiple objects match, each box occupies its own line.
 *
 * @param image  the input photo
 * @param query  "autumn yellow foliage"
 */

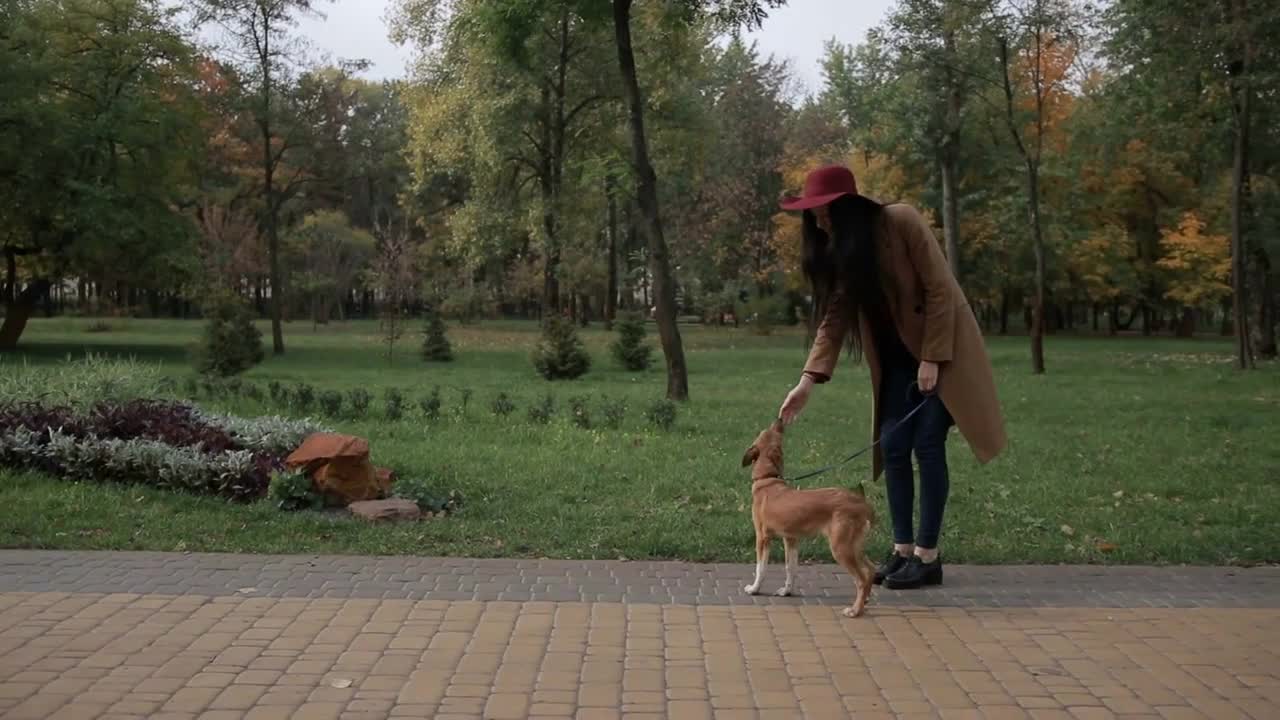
xmin=1156 ymin=212 xmax=1231 ymax=308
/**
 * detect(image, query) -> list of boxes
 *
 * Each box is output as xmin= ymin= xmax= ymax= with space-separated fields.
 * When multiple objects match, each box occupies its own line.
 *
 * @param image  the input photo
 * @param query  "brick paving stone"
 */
xmin=2 ymin=550 xmax=1278 ymax=607
xmin=1 ymin=551 xmax=1278 ymax=719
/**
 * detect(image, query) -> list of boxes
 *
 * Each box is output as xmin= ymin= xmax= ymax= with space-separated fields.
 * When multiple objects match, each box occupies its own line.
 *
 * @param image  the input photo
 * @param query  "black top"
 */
xmin=862 ymin=288 xmax=915 ymax=372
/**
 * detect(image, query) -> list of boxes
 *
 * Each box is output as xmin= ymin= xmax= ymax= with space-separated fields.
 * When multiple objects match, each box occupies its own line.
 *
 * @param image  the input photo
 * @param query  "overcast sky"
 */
xmin=295 ymin=0 xmax=895 ymax=96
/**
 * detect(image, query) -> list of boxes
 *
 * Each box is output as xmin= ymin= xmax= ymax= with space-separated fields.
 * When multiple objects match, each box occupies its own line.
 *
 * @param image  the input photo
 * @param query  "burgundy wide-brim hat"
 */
xmin=780 ymin=164 xmax=859 ymax=211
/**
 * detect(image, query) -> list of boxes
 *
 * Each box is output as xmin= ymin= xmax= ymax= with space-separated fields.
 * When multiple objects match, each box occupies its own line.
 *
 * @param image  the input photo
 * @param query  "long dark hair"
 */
xmin=801 ymin=195 xmax=886 ymax=361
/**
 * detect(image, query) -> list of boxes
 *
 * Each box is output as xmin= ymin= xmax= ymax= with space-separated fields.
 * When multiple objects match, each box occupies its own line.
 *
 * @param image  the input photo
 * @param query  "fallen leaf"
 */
xmin=1095 ymin=541 xmax=1118 ymax=553
xmin=237 ymin=587 xmax=256 ymax=595
xmin=1060 ymin=525 xmax=1075 ymax=537
xmin=1112 ymin=490 xmax=1124 ymax=499
xmin=329 ymin=678 xmax=352 ymax=689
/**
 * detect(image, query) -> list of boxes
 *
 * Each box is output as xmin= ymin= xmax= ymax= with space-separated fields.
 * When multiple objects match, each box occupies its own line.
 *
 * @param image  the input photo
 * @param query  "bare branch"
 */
xmin=998 ymin=36 xmax=1031 ymax=161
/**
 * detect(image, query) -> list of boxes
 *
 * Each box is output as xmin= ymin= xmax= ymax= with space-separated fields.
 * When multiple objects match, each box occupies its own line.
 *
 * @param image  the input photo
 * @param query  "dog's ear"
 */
xmin=741 ymin=445 xmax=760 ymax=468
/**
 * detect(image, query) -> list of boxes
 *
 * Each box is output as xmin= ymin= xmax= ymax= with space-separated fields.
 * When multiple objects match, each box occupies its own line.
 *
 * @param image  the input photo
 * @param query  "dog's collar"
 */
xmin=751 ymin=477 xmax=785 ymax=492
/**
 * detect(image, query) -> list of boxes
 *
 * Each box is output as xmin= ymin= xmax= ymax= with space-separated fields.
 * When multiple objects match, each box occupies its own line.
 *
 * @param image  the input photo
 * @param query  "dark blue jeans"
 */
xmin=880 ymin=361 xmax=954 ymax=549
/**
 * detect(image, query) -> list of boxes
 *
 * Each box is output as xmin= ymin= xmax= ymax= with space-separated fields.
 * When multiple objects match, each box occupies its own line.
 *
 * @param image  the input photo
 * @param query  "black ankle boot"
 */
xmin=883 ymin=556 xmax=943 ymax=589
xmin=873 ymin=550 xmax=910 ymax=586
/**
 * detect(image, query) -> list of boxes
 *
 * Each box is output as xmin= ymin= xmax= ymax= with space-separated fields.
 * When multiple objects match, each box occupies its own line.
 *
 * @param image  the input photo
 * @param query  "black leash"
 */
xmin=782 ymin=386 xmax=937 ymax=483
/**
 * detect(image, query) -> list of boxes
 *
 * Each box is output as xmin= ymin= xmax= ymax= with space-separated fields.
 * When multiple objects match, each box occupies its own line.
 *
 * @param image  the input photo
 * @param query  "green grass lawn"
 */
xmin=2 ymin=316 xmax=1278 ymax=565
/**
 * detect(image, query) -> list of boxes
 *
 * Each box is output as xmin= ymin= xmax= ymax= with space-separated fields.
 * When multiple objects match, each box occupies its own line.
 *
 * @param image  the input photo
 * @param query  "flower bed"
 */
xmin=0 ymin=399 xmax=327 ymax=502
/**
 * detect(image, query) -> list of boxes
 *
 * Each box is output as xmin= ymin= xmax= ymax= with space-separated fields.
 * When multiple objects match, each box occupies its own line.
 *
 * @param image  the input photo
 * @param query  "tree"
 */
xmin=992 ymin=0 xmax=1082 ymax=373
xmin=391 ymin=0 xmax=615 ymax=315
xmin=193 ymin=0 xmax=328 ymax=356
xmin=1 ymin=0 xmax=201 ymax=350
xmin=884 ymin=0 xmax=995 ymax=282
xmin=286 ymin=210 xmax=375 ymax=326
xmin=1157 ymin=212 xmax=1232 ymax=313
xmin=679 ymin=39 xmax=790 ymax=298
xmin=369 ymin=222 xmax=417 ymax=364
xmin=1105 ymin=0 xmax=1280 ymax=365
xmin=610 ymin=311 xmax=653 ymax=371
xmin=609 ymin=0 xmax=684 ymax=396
xmin=532 ymin=315 xmax=591 ymax=379
xmin=605 ymin=0 xmax=786 ymax=399
xmin=421 ymin=308 xmax=453 ymax=362
xmin=195 ymin=289 xmax=265 ymax=376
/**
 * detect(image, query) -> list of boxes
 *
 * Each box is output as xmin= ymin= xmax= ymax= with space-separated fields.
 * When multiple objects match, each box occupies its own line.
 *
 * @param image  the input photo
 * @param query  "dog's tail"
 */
xmin=850 ymin=481 xmax=874 ymax=528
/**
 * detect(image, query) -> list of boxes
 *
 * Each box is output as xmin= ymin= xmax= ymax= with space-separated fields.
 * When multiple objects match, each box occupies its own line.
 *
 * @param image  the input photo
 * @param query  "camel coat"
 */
xmin=802 ymin=203 xmax=1006 ymax=479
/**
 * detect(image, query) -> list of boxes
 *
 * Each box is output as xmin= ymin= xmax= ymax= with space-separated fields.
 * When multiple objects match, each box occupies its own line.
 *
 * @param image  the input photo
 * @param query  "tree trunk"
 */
xmin=3 ymin=249 xmax=17 ymax=305
xmin=605 ymin=174 xmax=619 ymax=329
xmin=0 ymin=278 xmax=51 ymax=351
xmin=540 ymin=88 xmax=560 ymax=315
xmin=1251 ymin=224 xmax=1275 ymax=356
xmin=258 ymin=10 xmax=285 ymax=356
xmin=1176 ymin=307 xmax=1196 ymax=338
xmin=1228 ymin=0 xmax=1254 ymax=369
xmin=1258 ymin=268 xmax=1277 ymax=358
xmin=1025 ymin=161 xmax=1046 ymax=373
xmin=1000 ymin=35 xmax=1044 ymax=373
xmin=940 ymin=25 xmax=962 ymax=283
xmin=999 ymin=290 xmax=1010 ymax=335
xmin=611 ymin=0 xmax=688 ymax=400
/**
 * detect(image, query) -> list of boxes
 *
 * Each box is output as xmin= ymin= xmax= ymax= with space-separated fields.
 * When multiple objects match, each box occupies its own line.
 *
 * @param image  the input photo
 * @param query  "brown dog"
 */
xmin=741 ymin=420 xmax=876 ymax=617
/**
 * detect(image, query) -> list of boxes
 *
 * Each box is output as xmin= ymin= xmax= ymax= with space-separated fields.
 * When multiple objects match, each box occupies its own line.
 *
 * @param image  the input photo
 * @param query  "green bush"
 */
xmin=601 ymin=398 xmax=627 ymax=430
xmin=347 ymin=388 xmax=372 ymax=417
xmin=318 ymin=390 xmax=343 ymax=418
xmin=421 ymin=310 xmax=454 ymax=362
xmin=385 ymin=388 xmax=406 ymax=421
xmin=532 ymin=316 xmax=591 ymax=380
xmin=268 ymin=380 xmax=285 ymax=405
xmin=243 ymin=383 xmax=264 ymax=402
xmin=646 ymin=399 xmax=678 ymax=431
xmin=268 ymin=469 xmax=323 ymax=511
xmin=490 ymin=392 xmax=515 ymax=418
xmin=568 ymin=395 xmax=592 ymax=429
xmin=194 ymin=291 xmax=264 ymax=377
xmin=528 ymin=393 xmax=555 ymax=424
xmin=459 ymin=387 xmax=474 ymax=417
xmin=290 ymin=383 xmax=316 ymax=414
xmin=418 ymin=387 xmax=442 ymax=421
xmin=610 ymin=312 xmax=653 ymax=371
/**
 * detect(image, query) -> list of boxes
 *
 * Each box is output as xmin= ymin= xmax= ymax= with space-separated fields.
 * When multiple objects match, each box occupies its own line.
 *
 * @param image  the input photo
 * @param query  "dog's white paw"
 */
xmin=774 ymin=586 xmax=793 ymax=597
xmin=842 ymin=605 xmax=865 ymax=618
xmin=744 ymin=585 xmax=760 ymax=595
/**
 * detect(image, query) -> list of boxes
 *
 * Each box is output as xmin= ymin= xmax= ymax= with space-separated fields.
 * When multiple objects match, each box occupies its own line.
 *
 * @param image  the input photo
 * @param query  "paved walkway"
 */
xmin=1 ymin=551 xmax=1277 ymax=719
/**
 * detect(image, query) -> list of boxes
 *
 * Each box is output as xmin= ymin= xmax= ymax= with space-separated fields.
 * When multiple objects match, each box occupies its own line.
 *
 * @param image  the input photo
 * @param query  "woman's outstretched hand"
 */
xmin=918 ymin=360 xmax=939 ymax=394
xmin=779 ymin=376 xmax=815 ymax=425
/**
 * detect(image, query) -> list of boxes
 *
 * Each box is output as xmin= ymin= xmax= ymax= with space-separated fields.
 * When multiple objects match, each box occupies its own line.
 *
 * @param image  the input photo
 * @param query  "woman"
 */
xmin=777 ymin=164 xmax=1005 ymax=590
